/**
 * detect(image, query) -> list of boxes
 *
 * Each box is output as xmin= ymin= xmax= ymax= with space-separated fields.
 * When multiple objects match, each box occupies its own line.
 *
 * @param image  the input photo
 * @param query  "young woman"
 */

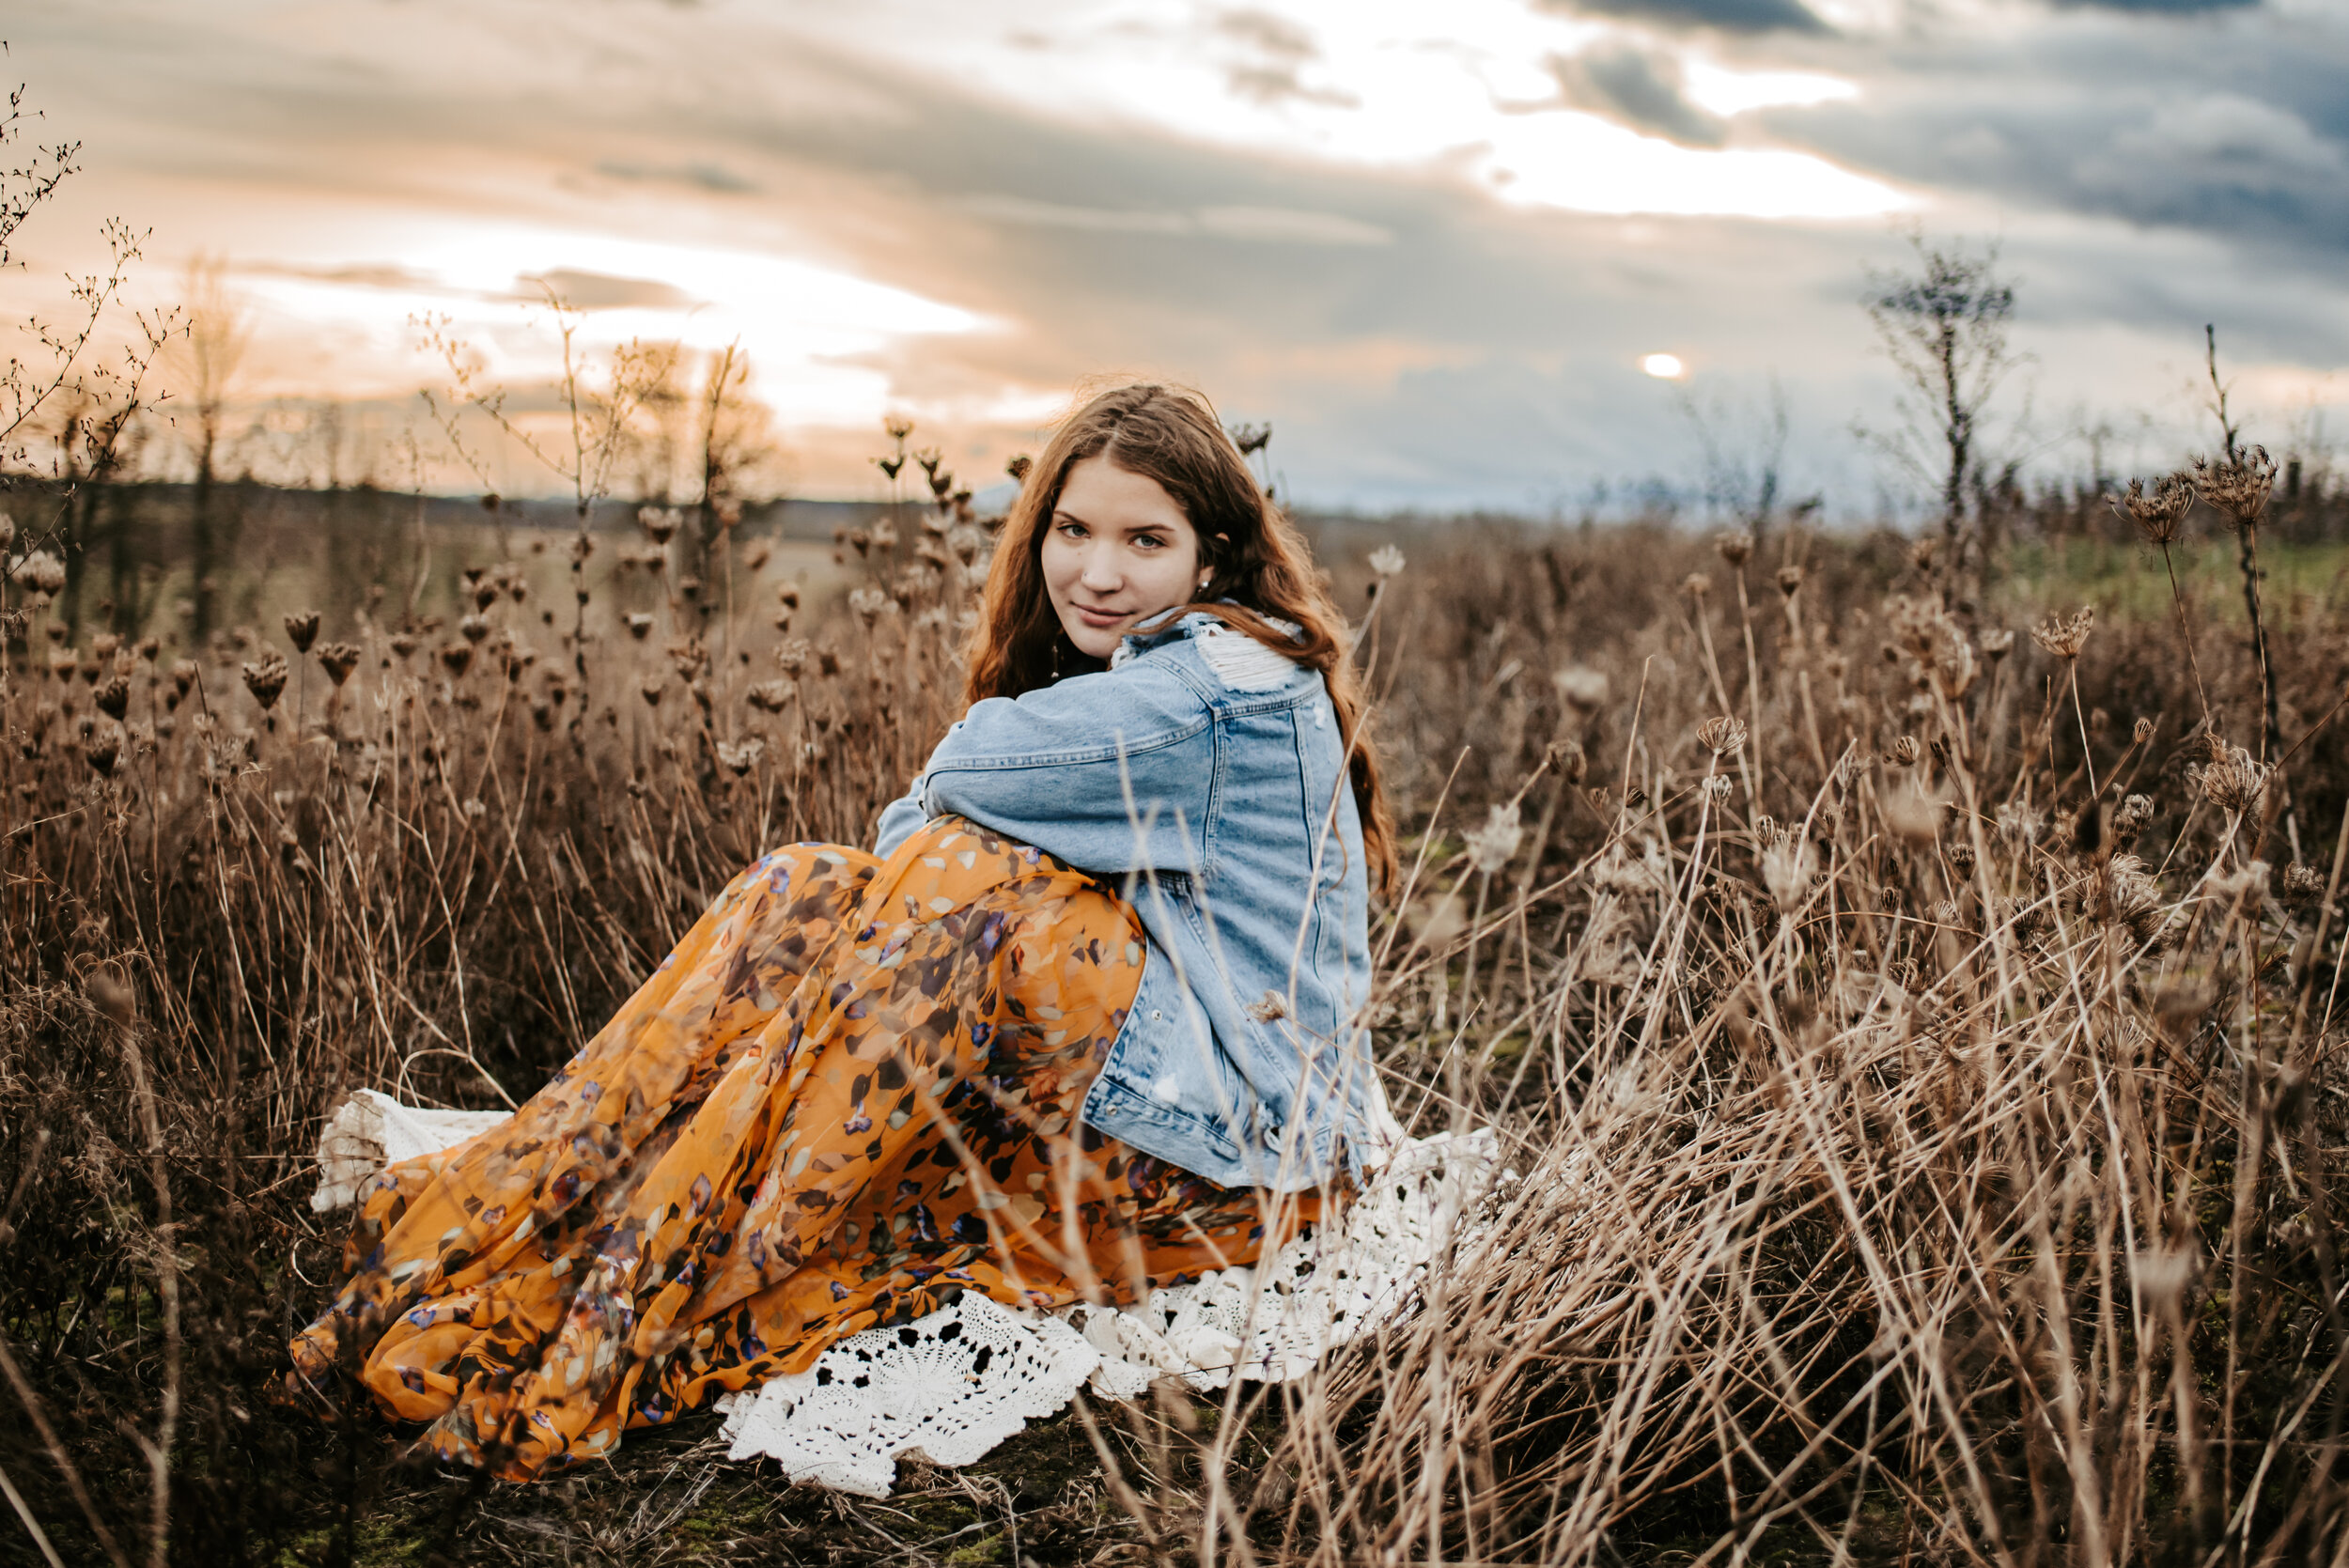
xmin=289 ymin=382 xmax=1399 ymax=1480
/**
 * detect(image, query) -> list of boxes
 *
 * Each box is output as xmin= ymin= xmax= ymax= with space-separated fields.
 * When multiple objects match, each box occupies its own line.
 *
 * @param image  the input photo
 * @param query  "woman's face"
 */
xmin=1041 ymin=453 xmax=1206 ymax=660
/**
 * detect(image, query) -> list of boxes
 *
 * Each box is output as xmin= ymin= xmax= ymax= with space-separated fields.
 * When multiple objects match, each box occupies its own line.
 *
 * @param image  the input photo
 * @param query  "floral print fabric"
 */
xmin=290 ymin=817 xmax=1320 ymax=1480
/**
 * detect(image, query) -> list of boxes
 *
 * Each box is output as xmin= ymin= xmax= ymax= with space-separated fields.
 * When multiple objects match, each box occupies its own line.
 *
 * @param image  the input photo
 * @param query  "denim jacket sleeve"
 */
xmin=912 ymin=661 xmax=1214 ymax=878
xmin=872 ymin=776 xmax=928 ymax=859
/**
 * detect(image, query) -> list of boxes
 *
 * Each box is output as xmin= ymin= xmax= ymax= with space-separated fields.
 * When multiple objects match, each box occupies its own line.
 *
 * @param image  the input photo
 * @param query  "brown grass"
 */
xmin=6 ymin=490 xmax=2349 ymax=1564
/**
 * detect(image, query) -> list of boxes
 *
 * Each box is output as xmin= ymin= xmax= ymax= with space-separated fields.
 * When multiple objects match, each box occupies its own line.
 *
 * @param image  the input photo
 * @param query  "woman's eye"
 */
xmin=1133 ymin=535 xmax=1163 ymax=551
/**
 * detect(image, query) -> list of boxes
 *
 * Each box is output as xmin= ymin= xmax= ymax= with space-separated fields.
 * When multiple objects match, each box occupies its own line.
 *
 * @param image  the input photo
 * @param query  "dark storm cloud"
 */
xmin=2046 ymin=0 xmax=2258 ymax=12
xmin=1543 ymin=0 xmax=1828 ymax=36
xmin=1548 ymin=46 xmax=1727 ymax=147
xmin=596 ymin=159 xmax=759 ymax=194
xmin=16 ymin=0 xmax=2346 ymax=508
xmin=1778 ymin=9 xmax=2349 ymax=272
xmin=513 ymin=270 xmax=698 ymax=310
xmin=245 ymin=261 xmax=445 ymax=292
xmin=1213 ymin=8 xmax=1361 ymax=108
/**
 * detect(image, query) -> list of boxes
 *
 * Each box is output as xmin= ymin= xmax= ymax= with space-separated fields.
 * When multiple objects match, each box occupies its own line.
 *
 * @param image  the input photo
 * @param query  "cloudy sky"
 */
xmin=6 ymin=0 xmax=2344 ymax=512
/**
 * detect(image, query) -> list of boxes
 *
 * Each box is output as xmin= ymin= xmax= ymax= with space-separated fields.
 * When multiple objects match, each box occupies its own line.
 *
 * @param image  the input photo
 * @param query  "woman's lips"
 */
xmin=1073 ymin=605 xmax=1127 ymax=628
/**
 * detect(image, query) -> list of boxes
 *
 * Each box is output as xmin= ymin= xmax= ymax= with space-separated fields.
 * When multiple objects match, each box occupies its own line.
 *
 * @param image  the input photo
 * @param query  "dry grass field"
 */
xmin=7 ymin=460 xmax=2349 ymax=1564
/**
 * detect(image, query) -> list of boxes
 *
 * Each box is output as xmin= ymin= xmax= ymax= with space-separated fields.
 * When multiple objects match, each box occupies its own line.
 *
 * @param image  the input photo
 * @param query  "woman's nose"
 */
xmin=1079 ymin=546 xmax=1122 ymax=591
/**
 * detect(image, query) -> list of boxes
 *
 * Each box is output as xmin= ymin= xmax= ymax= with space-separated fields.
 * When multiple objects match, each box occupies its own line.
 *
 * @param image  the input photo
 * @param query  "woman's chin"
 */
xmin=1060 ymin=622 xmax=1127 ymax=660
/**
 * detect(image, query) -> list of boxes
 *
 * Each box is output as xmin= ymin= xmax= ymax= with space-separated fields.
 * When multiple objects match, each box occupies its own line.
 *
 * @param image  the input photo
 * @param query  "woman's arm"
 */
xmin=914 ymin=661 xmax=1216 ymax=877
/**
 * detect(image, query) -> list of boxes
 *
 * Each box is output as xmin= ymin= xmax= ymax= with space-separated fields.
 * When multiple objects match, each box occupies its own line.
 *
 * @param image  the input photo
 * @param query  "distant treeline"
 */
xmin=6 ymin=468 xmax=2344 ymax=647
xmin=0 ymin=481 xmax=908 ymax=643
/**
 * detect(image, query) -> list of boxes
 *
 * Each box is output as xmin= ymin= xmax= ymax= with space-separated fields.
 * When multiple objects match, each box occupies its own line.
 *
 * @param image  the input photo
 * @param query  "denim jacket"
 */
xmin=872 ymin=611 xmax=1391 ymax=1191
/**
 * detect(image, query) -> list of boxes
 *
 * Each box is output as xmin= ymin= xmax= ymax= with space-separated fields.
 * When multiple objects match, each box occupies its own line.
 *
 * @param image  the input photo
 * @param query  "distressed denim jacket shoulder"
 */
xmin=872 ymin=611 xmax=1392 ymax=1191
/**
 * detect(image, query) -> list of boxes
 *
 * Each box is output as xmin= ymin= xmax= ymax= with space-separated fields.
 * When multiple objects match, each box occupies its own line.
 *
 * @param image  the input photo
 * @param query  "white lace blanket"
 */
xmin=310 ymin=1091 xmax=1500 ymax=1497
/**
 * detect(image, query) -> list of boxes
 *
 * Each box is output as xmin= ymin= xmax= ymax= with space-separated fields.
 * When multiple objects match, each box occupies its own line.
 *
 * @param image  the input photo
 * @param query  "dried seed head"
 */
xmin=86 ymin=723 xmax=122 ymax=777
xmin=1883 ymin=735 xmax=1921 ymax=767
xmin=2210 ymin=859 xmax=2270 ymax=912
xmin=316 ymin=642 xmax=362 ymax=686
xmin=1552 ymin=665 xmax=1609 ymax=713
xmin=241 ymin=650 xmax=289 ymax=709
xmin=1716 ymin=531 xmax=1752 ymax=567
xmin=640 ymin=675 xmax=665 ymax=707
xmin=1702 ymin=772 xmax=1733 ymax=803
xmin=1696 ymin=715 xmax=1747 ymax=756
xmin=170 ymin=658 xmax=199 ymax=696
xmin=716 ymin=737 xmax=765 ymax=776
xmin=1881 ymin=784 xmax=1943 ymax=845
xmin=389 ymin=632 xmax=419 ymax=659
xmin=2113 ymin=794 xmax=2154 ymax=849
xmin=1368 ymin=544 xmax=1406 ymax=580
xmin=2115 ymin=474 xmax=2194 ymax=546
xmin=135 ymin=636 xmax=160 ymax=662
xmin=282 ymin=609 xmax=320 ymax=652
xmin=2133 ymin=1243 xmax=2196 ymax=1314
xmin=743 ymin=540 xmax=772 ymax=571
xmin=747 ymin=679 xmax=794 ymax=713
xmin=1005 ymin=453 xmax=1032 ymax=482
xmin=438 ymin=641 xmax=474 ymax=678
xmin=638 ymin=505 xmax=683 ymax=545
xmin=1463 ymin=802 xmax=1523 ymax=874
xmin=95 ymin=675 xmax=131 ymax=721
xmin=2200 ymin=745 xmax=2271 ymax=815
xmin=2030 ymin=605 xmax=2095 ymax=660
xmin=10 ymin=548 xmax=67 ymax=596
xmin=625 ymin=613 xmax=654 ymax=641
xmin=1762 ymin=837 xmax=1813 ymax=914
xmin=1547 ymin=736 xmax=1588 ymax=784
xmin=1682 ymin=571 xmax=1711 ymax=599
xmin=1775 ymin=565 xmax=1805 ymax=597
xmin=1947 ymin=838 xmax=1977 ymax=877
xmin=2094 ymin=854 xmax=2167 ymax=946
xmin=775 ymin=637 xmax=811 ymax=677
xmin=2190 ymin=446 xmax=2277 ymax=524
xmin=1244 ymin=989 xmax=1290 ymax=1023
xmin=2284 ymin=862 xmax=2325 ymax=912
xmin=2133 ymin=715 xmax=2154 ymax=745
xmin=1981 ymin=629 xmax=2015 ymax=661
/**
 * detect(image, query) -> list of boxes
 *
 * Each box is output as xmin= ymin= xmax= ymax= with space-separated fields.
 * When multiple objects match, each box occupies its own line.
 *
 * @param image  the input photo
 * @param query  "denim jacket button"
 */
xmin=1150 ymin=1010 xmax=1162 ymax=1021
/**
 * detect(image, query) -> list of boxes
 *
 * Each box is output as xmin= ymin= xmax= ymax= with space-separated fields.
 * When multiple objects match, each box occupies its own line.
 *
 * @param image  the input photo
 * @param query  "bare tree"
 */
xmin=692 ymin=343 xmax=783 ymax=555
xmin=0 ymin=74 xmax=175 ymax=642
xmin=1858 ymin=231 xmax=2022 ymax=591
xmin=415 ymin=287 xmax=682 ymax=688
xmin=172 ymin=255 xmax=251 ymax=637
xmin=1675 ymin=376 xmax=1817 ymax=565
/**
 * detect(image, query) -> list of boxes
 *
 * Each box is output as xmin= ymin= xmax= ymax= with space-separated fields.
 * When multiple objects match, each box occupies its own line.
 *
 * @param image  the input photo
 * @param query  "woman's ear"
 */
xmin=1203 ymin=532 xmax=1230 ymax=586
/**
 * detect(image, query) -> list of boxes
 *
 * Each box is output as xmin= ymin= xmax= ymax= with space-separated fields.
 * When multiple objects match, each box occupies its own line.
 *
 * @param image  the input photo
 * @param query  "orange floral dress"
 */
xmin=290 ymin=817 xmax=1322 ymax=1480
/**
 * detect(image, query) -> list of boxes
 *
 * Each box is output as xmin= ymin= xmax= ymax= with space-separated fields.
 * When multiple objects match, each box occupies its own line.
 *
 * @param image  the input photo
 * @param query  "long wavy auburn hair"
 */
xmin=961 ymin=381 xmax=1399 ymax=899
